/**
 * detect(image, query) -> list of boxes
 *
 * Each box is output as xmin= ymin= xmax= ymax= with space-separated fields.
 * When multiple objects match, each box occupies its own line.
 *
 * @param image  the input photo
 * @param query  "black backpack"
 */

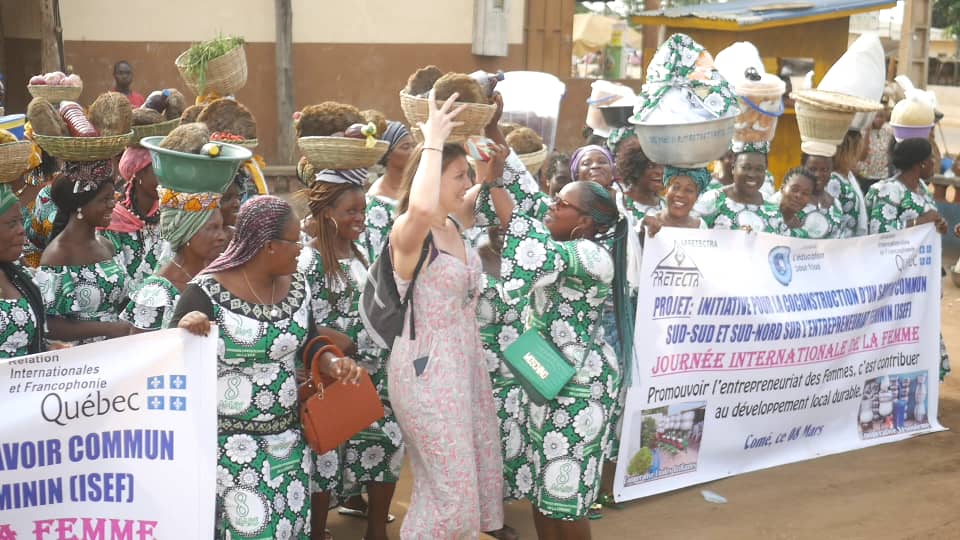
xmin=359 ymin=232 xmax=432 ymax=348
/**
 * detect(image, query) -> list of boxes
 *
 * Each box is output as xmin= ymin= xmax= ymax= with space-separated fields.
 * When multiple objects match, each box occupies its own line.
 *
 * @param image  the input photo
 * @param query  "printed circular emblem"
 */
xmin=217 ymin=371 xmax=254 ymax=415
xmin=221 ymin=309 xmax=265 ymax=346
xmin=573 ymin=401 xmax=605 ymax=443
xmin=543 ymin=458 xmax=580 ymax=500
xmin=803 ymin=211 xmax=829 ymax=238
xmin=74 ymin=284 xmax=102 ymax=312
xmin=263 ymin=430 xmax=298 ymax=459
xmin=768 ymin=246 xmax=793 ymax=287
xmin=504 ymin=419 xmax=522 ymax=460
xmin=223 ymin=487 xmax=269 ymax=535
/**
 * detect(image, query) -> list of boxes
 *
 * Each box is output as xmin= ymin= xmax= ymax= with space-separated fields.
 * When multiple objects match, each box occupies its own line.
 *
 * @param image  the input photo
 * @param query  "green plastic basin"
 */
xmin=140 ymin=136 xmax=253 ymax=193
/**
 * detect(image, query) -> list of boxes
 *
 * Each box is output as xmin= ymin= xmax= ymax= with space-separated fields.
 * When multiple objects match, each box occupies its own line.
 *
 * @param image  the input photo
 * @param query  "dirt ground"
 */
xmin=318 ymin=86 xmax=960 ymax=539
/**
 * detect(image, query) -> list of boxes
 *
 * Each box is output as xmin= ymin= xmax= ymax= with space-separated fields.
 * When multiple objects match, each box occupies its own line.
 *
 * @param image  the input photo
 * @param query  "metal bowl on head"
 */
xmin=630 ymin=116 xmax=736 ymax=167
xmin=599 ymin=105 xmax=636 ymax=128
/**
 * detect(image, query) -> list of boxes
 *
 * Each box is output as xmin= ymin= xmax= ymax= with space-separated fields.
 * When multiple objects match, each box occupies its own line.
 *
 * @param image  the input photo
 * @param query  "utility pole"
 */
xmin=39 ymin=0 xmax=61 ymax=72
xmin=898 ymin=0 xmax=932 ymax=88
xmin=275 ymin=0 xmax=295 ymax=165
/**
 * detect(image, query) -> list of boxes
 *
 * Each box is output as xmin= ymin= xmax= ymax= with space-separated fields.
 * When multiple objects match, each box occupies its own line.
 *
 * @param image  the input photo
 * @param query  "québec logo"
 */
xmin=768 ymin=246 xmax=792 ymax=286
xmin=145 ymin=374 xmax=188 ymax=412
xmin=651 ymin=242 xmax=702 ymax=287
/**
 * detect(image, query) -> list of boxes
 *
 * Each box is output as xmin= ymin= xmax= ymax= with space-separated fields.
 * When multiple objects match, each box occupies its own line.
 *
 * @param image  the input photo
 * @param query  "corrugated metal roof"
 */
xmin=633 ymin=0 xmax=896 ymax=28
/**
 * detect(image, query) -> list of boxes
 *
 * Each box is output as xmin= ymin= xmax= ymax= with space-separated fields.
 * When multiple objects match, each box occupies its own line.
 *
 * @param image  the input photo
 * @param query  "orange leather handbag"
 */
xmin=298 ymin=336 xmax=385 ymax=455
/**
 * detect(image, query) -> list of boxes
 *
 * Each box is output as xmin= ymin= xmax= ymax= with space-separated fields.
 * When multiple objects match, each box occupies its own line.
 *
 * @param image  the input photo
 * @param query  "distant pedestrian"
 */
xmin=113 ymin=61 xmax=144 ymax=107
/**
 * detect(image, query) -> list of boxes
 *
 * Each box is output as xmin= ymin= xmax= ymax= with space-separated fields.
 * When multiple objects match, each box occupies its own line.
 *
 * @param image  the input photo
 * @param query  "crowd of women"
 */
xmin=0 ymin=68 xmax=952 ymax=540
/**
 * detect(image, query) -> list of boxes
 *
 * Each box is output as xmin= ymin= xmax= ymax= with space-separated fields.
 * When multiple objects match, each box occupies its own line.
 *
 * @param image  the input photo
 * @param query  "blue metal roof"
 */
xmin=633 ymin=0 xmax=896 ymax=27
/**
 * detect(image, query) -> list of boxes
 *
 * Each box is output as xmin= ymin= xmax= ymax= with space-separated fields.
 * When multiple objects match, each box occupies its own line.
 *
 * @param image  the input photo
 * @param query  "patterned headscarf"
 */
xmin=731 ymin=140 xmax=770 ymax=155
xmin=296 ymin=157 xmax=316 ymax=189
xmin=159 ymin=188 xmax=221 ymax=252
xmin=202 ymin=195 xmax=293 ymax=274
xmin=633 ymin=33 xmax=739 ymax=122
xmin=0 ymin=184 xmax=17 ymax=216
xmin=379 ymin=121 xmax=411 ymax=166
xmin=315 ymin=168 xmax=367 ymax=187
xmin=569 ymin=144 xmax=614 ymax=180
xmin=606 ymin=126 xmax=637 ymax=156
xmin=64 ymin=160 xmax=112 ymax=194
xmin=664 ymin=166 xmax=711 ymax=193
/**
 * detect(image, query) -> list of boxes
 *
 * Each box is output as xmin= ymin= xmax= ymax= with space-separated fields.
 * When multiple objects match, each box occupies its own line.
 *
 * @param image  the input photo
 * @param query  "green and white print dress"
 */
xmin=768 ymin=192 xmax=844 ymax=239
xmin=193 ymin=273 xmax=313 ymax=540
xmin=619 ymin=194 xmax=665 ymax=224
xmin=477 ymin=273 xmax=532 ymax=501
xmin=501 ymin=210 xmax=621 ymax=521
xmin=0 ymin=296 xmax=38 ymax=358
xmin=102 ymin=225 xmax=166 ymax=294
xmin=704 ymin=171 xmax=776 ymax=199
xmin=358 ymin=195 xmax=397 ymax=263
xmin=694 ymin=188 xmax=787 ymax=234
xmin=827 ymin=171 xmax=868 ymax=238
xmin=35 ymin=240 xmax=129 ymax=345
xmin=120 ymin=275 xmax=180 ymax=331
xmin=297 ymin=247 xmax=404 ymax=498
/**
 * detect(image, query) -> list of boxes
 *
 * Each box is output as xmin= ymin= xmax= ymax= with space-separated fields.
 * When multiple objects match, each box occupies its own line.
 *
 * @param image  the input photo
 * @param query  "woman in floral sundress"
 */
xmin=0 ymin=183 xmax=46 ymax=358
xmin=34 ymin=161 xmax=135 ymax=344
xmin=173 ymin=196 xmax=365 ymax=540
xmin=387 ymin=90 xmax=504 ymax=539
xmin=864 ymin=138 xmax=950 ymax=382
xmin=297 ymin=168 xmax=402 ymax=540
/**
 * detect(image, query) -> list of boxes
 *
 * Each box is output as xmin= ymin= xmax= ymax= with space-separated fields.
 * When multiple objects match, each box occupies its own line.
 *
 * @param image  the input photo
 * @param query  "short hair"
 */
xmin=113 ymin=60 xmax=132 ymax=73
xmin=891 ymin=138 xmax=933 ymax=172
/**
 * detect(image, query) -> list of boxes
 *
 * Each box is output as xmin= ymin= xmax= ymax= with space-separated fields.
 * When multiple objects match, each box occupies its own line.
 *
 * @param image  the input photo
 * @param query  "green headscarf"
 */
xmin=731 ymin=140 xmax=770 ymax=155
xmin=0 ymin=184 xmax=17 ymax=216
xmin=606 ymin=126 xmax=636 ymax=156
xmin=663 ymin=166 xmax=711 ymax=193
xmin=157 ymin=188 xmax=221 ymax=252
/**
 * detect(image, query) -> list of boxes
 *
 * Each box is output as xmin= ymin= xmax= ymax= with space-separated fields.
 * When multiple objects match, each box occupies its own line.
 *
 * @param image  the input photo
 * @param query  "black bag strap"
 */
xmin=402 ymin=232 xmax=433 ymax=340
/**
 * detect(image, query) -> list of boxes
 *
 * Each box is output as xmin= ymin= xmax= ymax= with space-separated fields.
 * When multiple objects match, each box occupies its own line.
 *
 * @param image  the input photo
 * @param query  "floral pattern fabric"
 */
xmin=501 ymin=210 xmax=621 ymax=521
xmin=864 ymin=177 xmax=938 ymax=233
xmin=857 ymin=123 xmax=895 ymax=180
xmin=297 ymin=247 xmax=404 ymax=496
xmin=358 ymin=194 xmax=397 ymax=263
xmin=827 ymin=171 xmax=868 ymax=238
xmin=768 ymin=192 xmax=844 ymax=239
xmin=693 ymin=188 xmax=787 ymax=234
xmin=703 ymin=171 xmax=776 ymax=200
xmin=102 ymin=225 xmax=166 ymax=294
xmin=477 ymin=273 xmax=531 ymax=501
xmin=22 ymin=185 xmax=56 ymax=267
xmin=387 ymin=243 xmax=504 ymax=537
xmin=120 ymin=275 xmax=180 ymax=331
xmin=0 ymin=297 xmax=38 ymax=358
xmin=194 ymin=273 xmax=313 ymax=540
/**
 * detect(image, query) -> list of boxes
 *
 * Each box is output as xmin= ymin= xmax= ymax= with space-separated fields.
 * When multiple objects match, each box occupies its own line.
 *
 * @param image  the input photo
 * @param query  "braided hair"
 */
xmin=306 ymin=181 xmax=367 ymax=285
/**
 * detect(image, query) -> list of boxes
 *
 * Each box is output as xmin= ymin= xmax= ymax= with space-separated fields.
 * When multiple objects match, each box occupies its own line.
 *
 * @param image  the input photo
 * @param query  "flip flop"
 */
xmin=587 ymin=502 xmax=604 ymax=520
xmin=337 ymin=505 xmax=397 ymax=523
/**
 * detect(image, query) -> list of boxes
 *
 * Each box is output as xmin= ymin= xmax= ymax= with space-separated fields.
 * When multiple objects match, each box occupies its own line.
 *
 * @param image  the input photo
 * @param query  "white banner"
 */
xmin=0 ymin=329 xmax=217 ymax=538
xmin=614 ymin=226 xmax=946 ymax=501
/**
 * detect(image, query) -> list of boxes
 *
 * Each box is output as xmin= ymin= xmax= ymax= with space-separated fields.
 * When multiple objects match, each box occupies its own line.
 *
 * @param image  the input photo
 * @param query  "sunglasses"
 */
xmin=552 ymin=195 xmax=590 ymax=215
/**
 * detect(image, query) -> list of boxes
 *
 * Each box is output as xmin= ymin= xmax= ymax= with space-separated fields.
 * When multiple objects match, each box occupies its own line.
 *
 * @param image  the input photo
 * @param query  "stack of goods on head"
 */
xmin=630 ymin=34 xmax=740 ymax=167
xmin=295 ymin=101 xmax=388 ymax=171
xmin=0 ymin=128 xmax=33 ymax=182
xmin=791 ymin=89 xmax=882 ymax=155
xmin=175 ymin=35 xmax=247 ymax=97
xmin=714 ymin=42 xmax=785 ymax=145
xmin=505 ymin=126 xmax=547 ymax=175
xmin=27 ymin=91 xmax=132 ymax=161
xmin=139 ymin=122 xmax=252 ymax=193
xmin=817 ymin=34 xmax=886 ymax=133
xmin=194 ymin=97 xmax=259 ymax=149
xmin=28 ymin=71 xmax=83 ymax=104
xmin=130 ymin=89 xmax=187 ymax=143
xmin=889 ymin=75 xmax=938 ymax=142
xmin=400 ymin=65 xmax=499 ymax=142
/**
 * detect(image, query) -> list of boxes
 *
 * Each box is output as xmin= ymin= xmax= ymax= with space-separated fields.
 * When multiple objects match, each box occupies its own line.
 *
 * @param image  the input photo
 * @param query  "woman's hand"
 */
xmin=916 ymin=210 xmax=947 ymax=234
xmin=317 ymin=354 xmax=365 ymax=385
xmin=484 ymin=93 xmax=506 ymax=146
xmin=177 ymin=311 xmax=211 ymax=337
xmin=420 ymin=89 xmax=467 ymax=148
xmin=476 ymin=143 xmax=508 ymax=186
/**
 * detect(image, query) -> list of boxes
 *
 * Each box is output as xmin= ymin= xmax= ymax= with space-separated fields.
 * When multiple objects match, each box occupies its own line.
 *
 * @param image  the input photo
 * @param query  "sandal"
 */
xmin=337 ymin=505 xmax=397 ymax=524
xmin=484 ymin=524 xmax=519 ymax=540
xmin=587 ymin=502 xmax=604 ymax=520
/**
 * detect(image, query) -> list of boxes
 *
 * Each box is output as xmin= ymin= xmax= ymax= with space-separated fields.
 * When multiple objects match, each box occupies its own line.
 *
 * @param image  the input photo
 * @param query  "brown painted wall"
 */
xmin=5 ymin=38 xmax=611 ymax=163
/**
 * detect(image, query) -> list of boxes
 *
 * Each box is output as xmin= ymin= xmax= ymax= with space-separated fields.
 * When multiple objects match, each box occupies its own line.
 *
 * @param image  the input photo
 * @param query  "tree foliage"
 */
xmin=934 ymin=0 xmax=960 ymax=36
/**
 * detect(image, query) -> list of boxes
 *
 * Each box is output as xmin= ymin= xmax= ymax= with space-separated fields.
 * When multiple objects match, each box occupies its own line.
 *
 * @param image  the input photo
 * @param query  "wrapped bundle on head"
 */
xmin=159 ymin=122 xmax=211 ymax=154
xmin=404 ymin=65 xmax=443 ymax=97
xmin=197 ymin=98 xmax=257 ymax=139
xmin=180 ymin=104 xmax=206 ymax=125
xmin=296 ymin=102 xmax=363 ymax=138
xmin=433 ymin=72 xmax=486 ymax=104
xmin=27 ymin=97 xmax=68 ymax=136
xmin=88 ymin=92 xmax=133 ymax=136
xmin=506 ymin=127 xmax=543 ymax=155
xmin=361 ymin=110 xmax=388 ymax=138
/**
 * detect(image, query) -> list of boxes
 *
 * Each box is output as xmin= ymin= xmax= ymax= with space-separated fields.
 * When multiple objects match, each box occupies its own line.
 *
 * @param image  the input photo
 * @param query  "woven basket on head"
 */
xmin=175 ymin=45 xmax=248 ymax=96
xmin=518 ymin=145 xmax=548 ymax=176
xmin=28 ymin=85 xmax=82 ymax=104
xmin=795 ymin=102 xmax=856 ymax=146
xmin=34 ymin=131 xmax=133 ymax=162
xmin=131 ymin=118 xmax=180 ymax=146
xmin=298 ymin=137 xmax=388 ymax=170
xmin=399 ymin=92 xmax=495 ymax=142
xmin=0 ymin=141 xmax=33 ymax=183
xmin=235 ymin=139 xmax=259 ymax=150
xmin=791 ymin=90 xmax=882 ymax=114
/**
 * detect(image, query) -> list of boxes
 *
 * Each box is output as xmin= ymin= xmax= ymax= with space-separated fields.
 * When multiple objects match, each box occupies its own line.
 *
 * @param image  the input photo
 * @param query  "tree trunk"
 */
xmin=39 ymin=0 xmax=61 ymax=73
xmin=275 ymin=0 xmax=294 ymax=165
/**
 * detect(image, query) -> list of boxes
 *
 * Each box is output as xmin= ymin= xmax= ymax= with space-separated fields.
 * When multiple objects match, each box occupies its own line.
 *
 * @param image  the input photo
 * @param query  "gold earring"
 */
xmin=570 ymin=225 xmax=582 ymax=239
xmin=327 ymin=216 xmax=340 ymax=235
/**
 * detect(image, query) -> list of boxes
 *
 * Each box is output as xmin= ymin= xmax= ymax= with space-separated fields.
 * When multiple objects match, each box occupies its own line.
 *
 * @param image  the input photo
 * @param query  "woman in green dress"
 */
xmin=694 ymin=149 xmax=786 ymax=233
xmin=359 ymin=121 xmax=414 ymax=263
xmin=617 ymin=145 xmax=665 ymax=223
xmin=101 ymin=146 xmax=164 ymax=293
xmin=0 ymin=183 xmax=46 ymax=357
xmin=297 ymin=168 xmax=401 ymax=540
xmin=771 ymin=166 xmax=843 ymax=239
xmin=34 ymin=161 xmax=135 ymax=344
xmin=172 ymin=195 xmax=365 ymax=540
xmin=865 ymin=138 xmax=949 ymax=381
xmin=828 ymin=131 xmax=869 ymax=237
xmin=120 ymin=188 xmax=227 ymax=330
